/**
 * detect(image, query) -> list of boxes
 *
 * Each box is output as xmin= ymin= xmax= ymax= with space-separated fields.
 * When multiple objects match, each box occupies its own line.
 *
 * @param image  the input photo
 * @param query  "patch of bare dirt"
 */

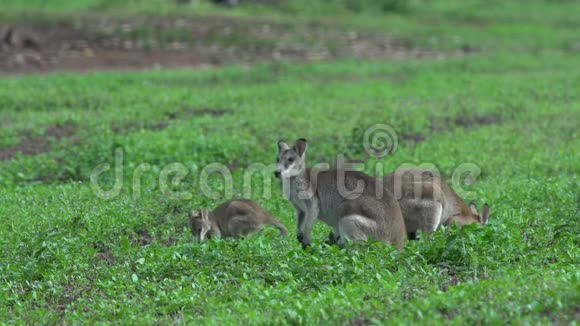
xmin=430 ymin=113 xmax=502 ymax=133
xmin=95 ymin=251 xmax=115 ymax=266
xmin=227 ymin=159 xmax=243 ymax=171
xmin=162 ymin=236 xmax=178 ymax=247
xmin=401 ymin=132 xmax=427 ymax=143
xmin=439 ymin=276 xmax=461 ymax=292
xmin=0 ymin=15 xmax=471 ymax=74
xmin=46 ymin=282 xmax=88 ymax=313
xmin=111 ymin=107 xmax=232 ymax=134
xmin=361 ymin=112 xmax=501 ymax=151
xmin=453 ymin=113 xmax=502 ymax=128
xmin=350 ymin=316 xmax=372 ymax=326
xmin=134 ymin=228 xmax=153 ymax=246
xmin=185 ymin=107 xmax=231 ymax=117
xmin=0 ymin=123 xmax=76 ymax=160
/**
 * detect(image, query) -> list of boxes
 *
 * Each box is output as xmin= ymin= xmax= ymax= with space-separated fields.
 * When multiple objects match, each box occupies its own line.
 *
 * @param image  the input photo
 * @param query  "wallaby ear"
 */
xmin=468 ymin=202 xmax=479 ymax=215
xmin=201 ymin=208 xmax=210 ymax=221
xmin=293 ymin=138 xmax=308 ymax=157
xmin=480 ymin=204 xmax=491 ymax=224
xmin=278 ymin=140 xmax=290 ymax=153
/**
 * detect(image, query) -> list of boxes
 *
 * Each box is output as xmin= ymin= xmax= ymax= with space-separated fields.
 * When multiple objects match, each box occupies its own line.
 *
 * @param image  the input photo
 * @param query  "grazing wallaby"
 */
xmin=189 ymin=198 xmax=288 ymax=241
xmin=275 ymin=138 xmax=406 ymax=249
xmin=384 ymin=169 xmax=491 ymax=240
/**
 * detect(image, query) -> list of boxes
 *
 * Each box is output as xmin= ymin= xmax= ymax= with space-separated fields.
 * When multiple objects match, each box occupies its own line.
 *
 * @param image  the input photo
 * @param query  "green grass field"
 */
xmin=1 ymin=0 xmax=579 ymax=324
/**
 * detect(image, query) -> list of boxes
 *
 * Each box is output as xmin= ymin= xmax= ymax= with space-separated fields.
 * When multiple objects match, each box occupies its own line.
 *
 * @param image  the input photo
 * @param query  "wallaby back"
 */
xmin=215 ymin=199 xmax=288 ymax=237
xmin=384 ymin=169 xmax=490 ymax=237
xmin=191 ymin=199 xmax=287 ymax=240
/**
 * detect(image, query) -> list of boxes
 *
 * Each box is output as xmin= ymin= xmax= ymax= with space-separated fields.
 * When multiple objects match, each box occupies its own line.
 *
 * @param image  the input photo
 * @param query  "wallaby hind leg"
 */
xmin=227 ymin=215 xmax=262 ymax=238
xmin=404 ymin=199 xmax=443 ymax=237
xmin=267 ymin=217 xmax=288 ymax=236
xmin=337 ymin=215 xmax=378 ymax=245
xmin=420 ymin=201 xmax=443 ymax=235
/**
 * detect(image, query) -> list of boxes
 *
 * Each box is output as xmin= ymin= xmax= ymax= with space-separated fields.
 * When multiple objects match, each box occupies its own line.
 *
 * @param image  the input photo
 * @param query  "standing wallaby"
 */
xmin=275 ymin=138 xmax=406 ymax=249
xmin=189 ymin=198 xmax=288 ymax=241
xmin=384 ymin=169 xmax=491 ymax=240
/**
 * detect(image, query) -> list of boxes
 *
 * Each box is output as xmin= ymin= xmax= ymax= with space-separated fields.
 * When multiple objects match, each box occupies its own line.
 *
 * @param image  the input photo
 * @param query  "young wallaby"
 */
xmin=275 ymin=138 xmax=407 ymax=249
xmin=189 ymin=198 xmax=288 ymax=241
xmin=384 ymin=169 xmax=491 ymax=240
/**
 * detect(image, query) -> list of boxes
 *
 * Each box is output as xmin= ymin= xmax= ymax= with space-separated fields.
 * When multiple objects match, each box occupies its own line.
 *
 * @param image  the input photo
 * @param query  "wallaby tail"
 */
xmin=269 ymin=217 xmax=288 ymax=236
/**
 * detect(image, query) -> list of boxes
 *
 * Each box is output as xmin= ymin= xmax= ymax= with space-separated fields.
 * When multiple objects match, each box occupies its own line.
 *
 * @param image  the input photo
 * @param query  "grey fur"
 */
xmin=275 ymin=139 xmax=406 ymax=249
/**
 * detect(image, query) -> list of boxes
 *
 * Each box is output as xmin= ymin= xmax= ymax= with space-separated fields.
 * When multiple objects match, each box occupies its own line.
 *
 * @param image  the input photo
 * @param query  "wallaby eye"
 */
xmin=288 ymin=157 xmax=294 ymax=163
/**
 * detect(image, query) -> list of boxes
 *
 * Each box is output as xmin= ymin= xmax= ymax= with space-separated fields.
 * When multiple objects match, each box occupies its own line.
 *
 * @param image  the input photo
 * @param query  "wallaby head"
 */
xmin=189 ymin=208 xmax=213 ymax=241
xmin=453 ymin=202 xmax=491 ymax=226
xmin=274 ymin=138 xmax=308 ymax=179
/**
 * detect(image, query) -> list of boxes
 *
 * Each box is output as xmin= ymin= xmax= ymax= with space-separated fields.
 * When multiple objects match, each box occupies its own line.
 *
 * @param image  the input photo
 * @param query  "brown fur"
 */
xmin=276 ymin=139 xmax=406 ymax=249
xmin=190 ymin=198 xmax=288 ymax=241
xmin=384 ymin=169 xmax=491 ymax=239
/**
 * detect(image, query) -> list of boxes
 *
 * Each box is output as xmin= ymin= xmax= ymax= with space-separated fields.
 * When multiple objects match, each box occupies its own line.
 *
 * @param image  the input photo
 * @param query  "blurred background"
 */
xmin=2 ymin=0 xmax=577 ymax=74
xmin=1 ymin=2 xmax=579 ymax=324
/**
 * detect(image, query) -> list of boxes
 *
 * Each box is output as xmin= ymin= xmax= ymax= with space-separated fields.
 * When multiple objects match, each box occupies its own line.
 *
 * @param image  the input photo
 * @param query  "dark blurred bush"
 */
xmin=208 ymin=0 xmax=412 ymax=13
xmin=345 ymin=0 xmax=411 ymax=13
